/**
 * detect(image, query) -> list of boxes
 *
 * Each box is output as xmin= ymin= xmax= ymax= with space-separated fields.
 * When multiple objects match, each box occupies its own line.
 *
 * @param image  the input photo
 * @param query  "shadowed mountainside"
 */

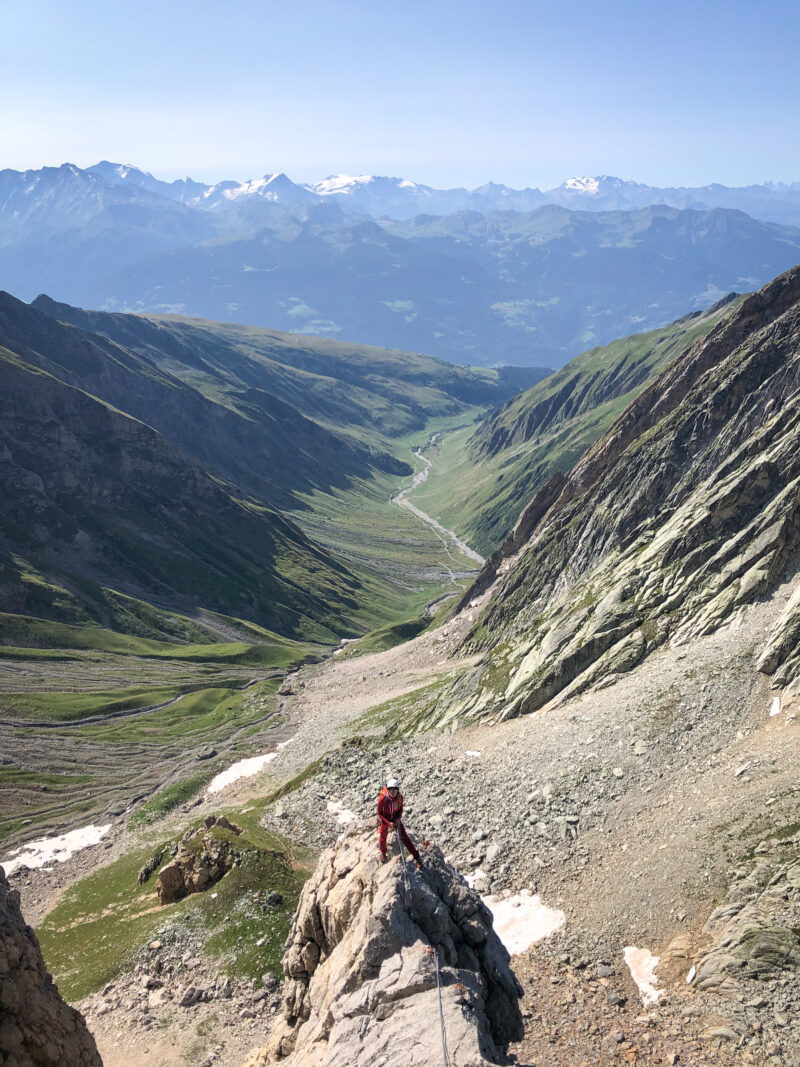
xmin=30 ymin=295 xmax=547 ymax=448
xmin=0 ymin=334 xmax=367 ymax=641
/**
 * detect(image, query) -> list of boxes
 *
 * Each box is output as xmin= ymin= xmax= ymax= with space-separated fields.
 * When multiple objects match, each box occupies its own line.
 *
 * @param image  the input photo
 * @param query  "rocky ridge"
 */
xmin=0 ymin=864 xmax=101 ymax=1066
xmin=245 ymin=824 xmax=522 ymax=1066
xmin=432 ymin=265 xmax=800 ymax=727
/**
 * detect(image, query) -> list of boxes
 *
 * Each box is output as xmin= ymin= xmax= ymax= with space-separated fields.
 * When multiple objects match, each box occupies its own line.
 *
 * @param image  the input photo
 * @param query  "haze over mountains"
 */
xmin=82 ymin=162 xmax=800 ymax=225
xmin=2 ymin=162 xmax=800 ymax=366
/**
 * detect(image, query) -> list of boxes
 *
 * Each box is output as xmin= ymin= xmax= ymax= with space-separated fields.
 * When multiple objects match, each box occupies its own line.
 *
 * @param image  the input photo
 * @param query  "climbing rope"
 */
xmin=433 ymin=947 xmax=452 ymax=1067
xmin=395 ymin=827 xmax=451 ymax=1067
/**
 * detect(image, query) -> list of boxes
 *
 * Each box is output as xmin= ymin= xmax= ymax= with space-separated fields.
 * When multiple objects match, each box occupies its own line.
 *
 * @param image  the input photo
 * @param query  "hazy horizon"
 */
xmin=3 ymin=0 xmax=798 ymax=191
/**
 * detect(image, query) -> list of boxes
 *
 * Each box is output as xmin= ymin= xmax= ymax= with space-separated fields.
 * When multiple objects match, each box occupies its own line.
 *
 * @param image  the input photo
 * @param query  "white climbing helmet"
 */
xmin=386 ymin=778 xmax=400 ymax=789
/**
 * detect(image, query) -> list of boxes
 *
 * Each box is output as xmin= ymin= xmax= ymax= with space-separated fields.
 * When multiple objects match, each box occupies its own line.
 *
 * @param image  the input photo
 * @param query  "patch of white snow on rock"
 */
xmin=206 ymin=752 xmax=278 ymax=794
xmin=770 ymin=695 xmax=782 ymax=717
xmin=623 ymin=946 xmax=665 ymax=1006
xmin=206 ymin=736 xmax=296 ymax=794
xmin=1 ymin=824 xmax=112 ymax=875
xmin=326 ymin=801 xmax=357 ymax=825
xmin=484 ymin=890 xmax=566 ymax=954
xmin=465 ymin=867 xmax=486 ymax=889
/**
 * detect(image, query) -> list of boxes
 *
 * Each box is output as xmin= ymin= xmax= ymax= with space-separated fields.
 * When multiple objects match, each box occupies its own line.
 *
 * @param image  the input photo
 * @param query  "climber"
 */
xmin=377 ymin=778 xmax=423 ymax=869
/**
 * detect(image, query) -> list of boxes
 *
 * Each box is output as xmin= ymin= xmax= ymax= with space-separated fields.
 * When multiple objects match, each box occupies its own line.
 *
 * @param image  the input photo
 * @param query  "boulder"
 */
xmin=244 ymin=822 xmax=522 ymax=1066
xmin=155 ymin=832 xmax=238 ymax=905
xmin=693 ymin=856 xmax=800 ymax=991
xmin=0 ymin=865 xmax=102 ymax=1066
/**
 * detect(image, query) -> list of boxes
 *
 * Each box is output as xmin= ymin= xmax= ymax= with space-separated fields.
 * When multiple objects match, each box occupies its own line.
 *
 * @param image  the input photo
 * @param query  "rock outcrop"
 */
xmin=244 ymin=824 xmax=522 ymax=1067
xmin=435 ymin=265 xmax=800 ymax=725
xmin=156 ymin=828 xmax=239 ymax=905
xmin=693 ymin=843 xmax=800 ymax=993
xmin=0 ymin=865 xmax=102 ymax=1066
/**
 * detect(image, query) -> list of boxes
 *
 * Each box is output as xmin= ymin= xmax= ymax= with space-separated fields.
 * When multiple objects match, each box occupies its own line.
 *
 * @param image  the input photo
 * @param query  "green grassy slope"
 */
xmin=37 ymin=810 xmax=315 ymax=1001
xmin=408 ymin=298 xmax=741 ymax=554
xmin=0 ymin=297 xmax=510 ymax=848
xmin=31 ymin=296 xmax=549 ymax=451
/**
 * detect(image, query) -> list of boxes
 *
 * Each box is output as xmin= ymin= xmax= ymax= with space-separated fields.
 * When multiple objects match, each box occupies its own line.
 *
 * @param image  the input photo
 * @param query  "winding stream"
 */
xmin=392 ymin=440 xmax=485 ymax=569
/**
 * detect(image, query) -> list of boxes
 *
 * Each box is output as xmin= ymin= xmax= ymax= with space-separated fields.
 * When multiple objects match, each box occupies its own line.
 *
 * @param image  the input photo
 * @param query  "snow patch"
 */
xmin=206 ymin=752 xmax=278 ymax=794
xmin=312 ymin=174 xmax=375 ymax=195
xmin=563 ymin=176 xmax=600 ymax=194
xmin=624 ymin=946 xmax=664 ymax=1006
xmin=769 ymin=696 xmax=782 ymax=717
xmin=2 ymin=824 xmax=112 ymax=876
xmin=327 ymin=800 xmax=357 ymax=825
xmin=465 ymin=750 xmax=481 ymax=758
xmin=484 ymin=890 xmax=566 ymax=954
xmin=206 ymin=734 xmax=296 ymax=795
xmin=465 ymin=867 xmax=486 ymax=889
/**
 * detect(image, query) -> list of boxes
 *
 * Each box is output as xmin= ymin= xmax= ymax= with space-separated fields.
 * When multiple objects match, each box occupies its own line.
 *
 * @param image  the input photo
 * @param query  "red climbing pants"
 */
xmin=378 ymin=820 xmax=421 ymax=864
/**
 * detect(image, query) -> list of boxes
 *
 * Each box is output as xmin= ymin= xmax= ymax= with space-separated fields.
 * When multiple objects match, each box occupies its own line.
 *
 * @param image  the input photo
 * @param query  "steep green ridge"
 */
xmin=408 ymin=298 xmax=739 ymax=554
xmin=5 ymin=293 xmax=406 ymax=512
xmin=31 ymin=296 xmax=548 ymax=452
xmin=0 ymin=342 xmax=371 ymax=642
xmin=426 ymin=265 xmax=800 ymax=727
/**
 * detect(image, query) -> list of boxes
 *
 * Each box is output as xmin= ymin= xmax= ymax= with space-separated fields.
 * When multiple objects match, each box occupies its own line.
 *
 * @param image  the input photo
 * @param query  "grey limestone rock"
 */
xmin=0 ymin=865 xmax=102 ymax=1066
xmin=243 ymin=822 xmax=522 ymax=1066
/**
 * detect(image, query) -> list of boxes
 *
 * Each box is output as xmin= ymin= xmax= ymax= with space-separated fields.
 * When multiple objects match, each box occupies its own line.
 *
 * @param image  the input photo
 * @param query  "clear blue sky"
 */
xmin=2 ymin=0 xmax=799 ymax=189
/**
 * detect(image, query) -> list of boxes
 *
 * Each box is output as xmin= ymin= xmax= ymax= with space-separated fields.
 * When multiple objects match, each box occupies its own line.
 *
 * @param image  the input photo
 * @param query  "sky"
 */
xmin=2 ymin=0 xmax=799 ymax=190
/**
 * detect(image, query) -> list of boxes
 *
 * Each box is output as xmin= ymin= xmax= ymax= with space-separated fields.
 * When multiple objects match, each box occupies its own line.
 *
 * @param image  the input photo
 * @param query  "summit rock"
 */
xmin=244 ymin=823 xmax=522 ymax=1066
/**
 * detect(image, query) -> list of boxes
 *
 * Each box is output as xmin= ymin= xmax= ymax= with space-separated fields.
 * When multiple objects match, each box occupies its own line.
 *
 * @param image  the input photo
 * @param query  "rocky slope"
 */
xmin=0 ymin=864 xmax=101 ymax=1066
xmin=245 ymin=823 xmax=522 ymax=1067
xmin=429 ymin=264 xmax=800 ymax=725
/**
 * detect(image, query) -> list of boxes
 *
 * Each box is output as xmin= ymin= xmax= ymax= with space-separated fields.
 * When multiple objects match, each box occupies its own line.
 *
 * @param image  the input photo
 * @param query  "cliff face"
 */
xmin=245 ymin=824 xmax=522 ymax=1067
xmin=0 ymin=866 xmax=101 ymax=1067
xmin=436 ymin=265 xmax=800 ymax=725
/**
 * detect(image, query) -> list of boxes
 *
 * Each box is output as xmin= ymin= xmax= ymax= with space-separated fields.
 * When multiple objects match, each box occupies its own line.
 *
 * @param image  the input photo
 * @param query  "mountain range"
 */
xmin=2 ymin=162 xmax=800 ymax=366
xmin=85 ymin=162 xmax=800 ymax=226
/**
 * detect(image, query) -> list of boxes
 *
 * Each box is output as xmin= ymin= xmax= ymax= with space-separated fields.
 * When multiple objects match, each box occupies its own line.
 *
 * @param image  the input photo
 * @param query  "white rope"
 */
xmin=435 ymin=951 xmax=454 ymax=1067
xmin=395 ymin=827 xmax=450 ymax=1067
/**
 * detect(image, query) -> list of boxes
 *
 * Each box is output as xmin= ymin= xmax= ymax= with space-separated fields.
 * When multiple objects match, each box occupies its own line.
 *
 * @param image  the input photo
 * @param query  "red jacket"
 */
xmin=377 ymin=790 xmax=403 ymax=826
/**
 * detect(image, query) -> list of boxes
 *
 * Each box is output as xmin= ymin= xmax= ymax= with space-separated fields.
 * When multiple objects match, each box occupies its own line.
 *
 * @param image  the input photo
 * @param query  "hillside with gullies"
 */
xmin=407 ymin=295 xmax=740 ymax=555
xmin=427 ymin=264 xmax=800 ymax=726
xmin=0 ymin=292 xmax=541 ymax=642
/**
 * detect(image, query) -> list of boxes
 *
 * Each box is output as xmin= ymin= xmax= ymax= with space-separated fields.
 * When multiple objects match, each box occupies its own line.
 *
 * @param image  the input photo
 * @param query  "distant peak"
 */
xmin=562 ymin=176 xmax=601 ymax=193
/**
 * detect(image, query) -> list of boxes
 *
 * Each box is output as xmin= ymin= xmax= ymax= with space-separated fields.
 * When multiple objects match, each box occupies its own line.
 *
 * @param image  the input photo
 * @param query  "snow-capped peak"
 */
xmin=312 ymin=175 xmax=376 ymax=196
xmin=563 ymin=176 xmax=601 ymax=194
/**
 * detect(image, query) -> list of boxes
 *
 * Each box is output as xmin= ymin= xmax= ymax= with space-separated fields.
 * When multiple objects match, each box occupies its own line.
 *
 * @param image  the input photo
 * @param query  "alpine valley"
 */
xmin=1 ymin=161 xmax=800 ymax=1067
